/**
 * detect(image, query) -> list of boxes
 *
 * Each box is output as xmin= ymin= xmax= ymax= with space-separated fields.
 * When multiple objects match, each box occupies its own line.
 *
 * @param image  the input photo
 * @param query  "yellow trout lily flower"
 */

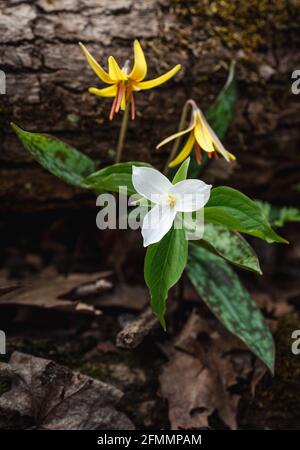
xmin=79 ymin=40 xmax=181 ymax=120
xmin=157 ymin=100 xmax=235 ymax=167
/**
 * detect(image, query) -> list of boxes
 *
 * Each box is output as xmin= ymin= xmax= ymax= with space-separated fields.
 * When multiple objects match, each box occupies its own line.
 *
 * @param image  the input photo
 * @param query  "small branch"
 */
xmin=116 ymin=307 xmax=159 ymax=349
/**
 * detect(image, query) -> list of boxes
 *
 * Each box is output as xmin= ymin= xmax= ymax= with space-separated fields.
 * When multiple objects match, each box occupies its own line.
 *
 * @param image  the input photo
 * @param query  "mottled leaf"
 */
xmin=83 ymin=162 xmax=150 ymax=196
xmin=199 ymin=224 xmax=262 ymax=274
xmin=144 ymin=227 xmax=188 ymax=328
xmin=205 ymin=186 xmax=287 ymax=243
xmin=186 ymin=245 xmax=275 ymax=373
xmin=11 ymin=123 xmax=96 ymax=187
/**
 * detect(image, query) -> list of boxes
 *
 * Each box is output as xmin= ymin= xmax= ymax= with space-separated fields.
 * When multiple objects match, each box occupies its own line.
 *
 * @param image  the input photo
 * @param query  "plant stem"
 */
xmin=115 ymin=103 xmax=130 ymax=163
xmin=163 ymin=99 xmax=195 ymax=175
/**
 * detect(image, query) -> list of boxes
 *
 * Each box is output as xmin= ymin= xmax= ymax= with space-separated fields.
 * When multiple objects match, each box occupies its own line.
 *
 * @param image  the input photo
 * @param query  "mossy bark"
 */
xmin=0 ymin=0 xmax=300 ymax=211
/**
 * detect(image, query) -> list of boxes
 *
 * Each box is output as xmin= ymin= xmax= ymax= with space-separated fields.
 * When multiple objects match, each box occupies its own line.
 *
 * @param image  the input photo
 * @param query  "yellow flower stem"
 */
xmin=163 ymin=99 xmax=195 ymax=174
xmin=115 ymin=102 xmax=130 ymax=163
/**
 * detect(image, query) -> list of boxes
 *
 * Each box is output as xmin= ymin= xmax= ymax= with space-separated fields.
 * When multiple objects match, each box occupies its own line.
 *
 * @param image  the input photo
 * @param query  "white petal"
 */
xmin=142 ymin=204 xmax=176 ymax=247
xmin=132 ymin=166 xmax=172 ymax=203
xmin=171 ymin=179 xmax=212 ymax=212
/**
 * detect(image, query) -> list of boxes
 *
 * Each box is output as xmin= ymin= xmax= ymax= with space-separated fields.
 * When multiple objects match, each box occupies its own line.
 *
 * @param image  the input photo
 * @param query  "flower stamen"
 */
xmin=115 ymin=83 xmax=125 ymax=113
xmin=168 ymin=194 xmax=176 ymax=208
xmin=131 ymin=92 xmax=136 ymax=120
xmin=109 ymin=95 xmax=118 ymax=121
xmin=194 ymin=142 xmax=202 ymax=164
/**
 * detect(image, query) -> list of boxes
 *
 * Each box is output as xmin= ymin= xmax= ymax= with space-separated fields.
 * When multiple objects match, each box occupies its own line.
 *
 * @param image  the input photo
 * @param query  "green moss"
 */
xmin=171 ymin=0 xmax=299 ymax=51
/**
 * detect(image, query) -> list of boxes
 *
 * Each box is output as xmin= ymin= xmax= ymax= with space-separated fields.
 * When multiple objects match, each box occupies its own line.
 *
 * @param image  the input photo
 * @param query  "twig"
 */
xmin=116 ymin=307 xmax=159 ymax=349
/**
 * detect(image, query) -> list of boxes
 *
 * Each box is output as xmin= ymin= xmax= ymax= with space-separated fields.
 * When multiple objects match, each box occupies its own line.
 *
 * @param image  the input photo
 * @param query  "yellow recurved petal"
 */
xmin=225 ymin=150 xmax=236 ymax=160
xmin=198 ymin=110 xmax=230 ymax=161
xmin=157 ymin=117 xmax=196 ymax=149
xmin=108 ymin=56 xmax=127 ymax=81
xmin=79 ymin=42 xmax=114 ymax=84
xmin=88 ymin=85 xmax=118 ymax=97
xmin=136 ymin=64 xmax=181 ymax=90
xmin=169 ymin=133 xmax=195 ymax=167
xmin=129 ymin=40 xmax=147 ymax=81
xmin=194 ymin=122 xmax=215 ymax=153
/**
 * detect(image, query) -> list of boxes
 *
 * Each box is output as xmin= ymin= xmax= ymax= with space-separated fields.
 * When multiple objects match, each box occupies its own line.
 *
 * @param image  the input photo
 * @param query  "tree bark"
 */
xmin=0 ymin=0 xmax=300 ymax=211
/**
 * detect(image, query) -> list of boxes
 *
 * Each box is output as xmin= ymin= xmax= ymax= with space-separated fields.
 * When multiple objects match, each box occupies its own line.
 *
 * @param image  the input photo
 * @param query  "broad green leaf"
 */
xmin=186 ymin=245 xmax=275 ymax=373
xmin=172 ymin=157 xmax=190 ymax=184
xmin=255 ymin=200 xmax=300 ymax=228
xmin=144 ymin=227 xmax=188 ymax=328
xmin=189 ymin=61 xmax=237 ymax=177
xmin=83 ymin=162 xmax=151 ymax=196
xmin=206 ymin=60 xmax=237 ymax=138
xmin=205 ymin=186 xmax=287 ymax=244
xmin=199 ymin=224 xmax=262 ymax=274
xmin=11 ymin=123 xmax=96 ymax=188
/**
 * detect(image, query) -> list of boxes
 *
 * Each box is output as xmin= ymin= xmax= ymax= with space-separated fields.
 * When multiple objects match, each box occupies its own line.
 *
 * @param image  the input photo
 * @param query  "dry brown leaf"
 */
xmin=96 ymin=284 xmax=149 ymax=311
xmin=252 ymin=291 xmax=294 ymax=318
xmin=0 ymin=273 xmax=112 ymax=315
xmin=159 ymin=309 xmax=256 ymax=430
xmin=0 ymin=352 xmax=135 ymax=430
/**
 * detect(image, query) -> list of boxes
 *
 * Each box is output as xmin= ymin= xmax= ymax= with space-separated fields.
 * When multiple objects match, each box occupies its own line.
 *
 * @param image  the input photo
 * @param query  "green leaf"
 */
xmin=206 ymin=60 xmax=237 ymax=139
xmin=172 ymin=157 xmax=190 ymax=184
xmin=144 ymin=227 xmax=188 ymax=328
xmin=199 ymin=224 xmax=262 ymax=274
xmin=255 ymin=200 xmax=300 ymax=228
xmin=11 ymin=123 xmax=96 ymax=188
xmin=83 ymin=162 xmax=151 ymax=196
xmin=205 ymin=186 xmax=287 ymax=244
xmin=186 ymin=245 xmax=275 ymax=373
xmin=189 ymin=61 xmax=237 ymax=177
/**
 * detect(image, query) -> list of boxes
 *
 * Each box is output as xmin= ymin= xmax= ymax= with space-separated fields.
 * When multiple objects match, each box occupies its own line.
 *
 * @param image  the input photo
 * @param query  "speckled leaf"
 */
xmin=205 ymin=186 xmax=287 ymax=243
xmin=200 ymin=224 xmax=262 ymax=274
xmin=83 ymin=162 xmax=151 ymax=196
xmin=11 ymin=123 xmax=96 ymax=188
xmin=186 ymin=245 xmax=275 ymax=373
xmin=144 ymin=227 xmax=188 ymax=329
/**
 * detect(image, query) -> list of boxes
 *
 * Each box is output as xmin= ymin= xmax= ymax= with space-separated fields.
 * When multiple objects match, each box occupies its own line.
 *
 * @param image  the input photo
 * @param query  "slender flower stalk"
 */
xmin=79 ymin=40 xmax=181 ymax=121
xmin=158 ymin=99 xmax=235 ymax=168
xmin=163 ymin=100 xmax=191 ymax=173
xmin=115 ymin=103 xmax=130 ymax=163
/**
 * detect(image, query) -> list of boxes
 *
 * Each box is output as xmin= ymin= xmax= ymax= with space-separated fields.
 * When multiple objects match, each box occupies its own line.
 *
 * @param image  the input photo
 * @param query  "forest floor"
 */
xmin=0 ymin=208 xmax=300 ymax=430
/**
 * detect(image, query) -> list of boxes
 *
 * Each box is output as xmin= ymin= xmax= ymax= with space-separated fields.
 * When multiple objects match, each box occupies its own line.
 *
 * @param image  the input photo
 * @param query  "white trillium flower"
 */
xmin=132 ymin=166 xmax=212 ymax=247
